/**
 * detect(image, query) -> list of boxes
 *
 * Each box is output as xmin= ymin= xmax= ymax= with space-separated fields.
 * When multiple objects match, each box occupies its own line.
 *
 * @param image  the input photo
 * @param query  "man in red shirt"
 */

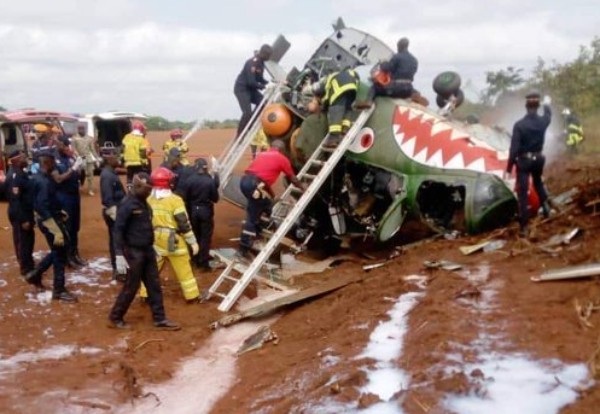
xmin=238 ymin=140 xmax=304 ymax=258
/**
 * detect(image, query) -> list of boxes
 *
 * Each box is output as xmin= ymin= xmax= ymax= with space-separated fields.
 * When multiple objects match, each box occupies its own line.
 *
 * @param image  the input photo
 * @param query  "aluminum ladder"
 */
xmin=218 ymin=83 xmax=284 ymax=190
xmin=206 ymin=105 xmax=376 ymax=312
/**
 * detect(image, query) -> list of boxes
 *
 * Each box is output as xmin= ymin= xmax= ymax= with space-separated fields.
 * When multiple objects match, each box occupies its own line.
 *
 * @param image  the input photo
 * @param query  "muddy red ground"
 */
xmin=0 ymin=130 xmax=599 ymax=413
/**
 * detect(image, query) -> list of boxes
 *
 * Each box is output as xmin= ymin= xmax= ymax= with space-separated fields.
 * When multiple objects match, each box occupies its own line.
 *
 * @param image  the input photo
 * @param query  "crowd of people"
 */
xmin=6 ymin=123 xmax=221 ymax=330
xmin=5 ymin=36 xmax=563 ymax=331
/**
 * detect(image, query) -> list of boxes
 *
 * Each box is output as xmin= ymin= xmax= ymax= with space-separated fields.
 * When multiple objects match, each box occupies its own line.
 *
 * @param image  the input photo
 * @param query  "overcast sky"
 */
xmin=0 ymin=0 xmax=597 ymax=121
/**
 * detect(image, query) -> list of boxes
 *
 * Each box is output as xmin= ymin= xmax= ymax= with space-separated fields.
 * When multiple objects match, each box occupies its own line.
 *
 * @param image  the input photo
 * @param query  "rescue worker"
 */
xmin=100 ymin=146 xmax=126 ymax=280
xmin=108 ymin=173 xmax=180 ymax=330
xmin=54 ymin=136 xmax=86 ymax=267
xmin=358 ymin=37 xmax=426 ymax=106
xmin=250 ymin=128 xmax=269 ymax=160
xmin=238 ymin=140 xmax=304 ymax=258
xmin=140 ymin=167 xmax=201 ymax=303
xmin=162 ymin=128 xmax=190 ymax=166
xmin=162 ymin=147 xmax=194 ymax=194
xmin=72 ymin=124 xmax=100 ymax=196
xmin=505 ymin=92 xmax=552 ymax=238
xmin=312 ymin=67 xmax=359 ymax=147
xmin=122 ymin=121 xmax=149 ymax=186
xmin=562 ymin=108 xmax=584 ymax=153
xmin=234 ymin=44 xmax=272 ymax=138
xmin=178 ymin=158 xmax=219 ymax=271
xmin=25 ymin=152 xmax=78 ymax=302
xmin=30 ymin=124 xmax=56 ymax=172
xmin=6 ymin=150 xmax=35 ymax=277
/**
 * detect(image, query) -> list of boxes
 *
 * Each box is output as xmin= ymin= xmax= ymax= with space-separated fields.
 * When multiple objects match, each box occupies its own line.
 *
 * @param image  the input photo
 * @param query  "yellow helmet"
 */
xmin=33 ymin=123 xmax=50 ymax=133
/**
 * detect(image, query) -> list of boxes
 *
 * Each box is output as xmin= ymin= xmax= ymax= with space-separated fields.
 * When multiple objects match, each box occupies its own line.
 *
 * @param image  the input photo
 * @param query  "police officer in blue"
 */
xmin=177 ymin=158 xmax=219 ymax=271
xmin=506 ymin=91 xmax=552 ymax=237
xmin=53 ymin=136 xmax=85 ymax=267
xmin=25 ymin=152 xmax=77 ymax=302
xmin=108 ymin=173 xmax=180 ymax=330
xmin=234 ymin=44 xmax=272 ymax=138
xmin=100 ymin=146 xmax=126 ymax=280
xmin=5 ymin=149 xmax=35 ymax=277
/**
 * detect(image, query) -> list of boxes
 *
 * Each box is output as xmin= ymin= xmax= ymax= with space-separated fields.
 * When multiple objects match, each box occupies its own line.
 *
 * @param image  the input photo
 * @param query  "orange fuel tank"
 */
xmin=261 ymin=104 xmax=292 ymax=137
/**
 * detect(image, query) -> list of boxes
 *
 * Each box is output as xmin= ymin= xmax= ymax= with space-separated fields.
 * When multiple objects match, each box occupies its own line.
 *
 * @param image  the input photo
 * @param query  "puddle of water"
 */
xmin=122 ymin=317 xmax=278 ymax=414
xmin=445 ymin=355 xmax=591 ymax=414
xmin=442 ymin=264 xmax=593 ymax=413
xmin=0 ymin=344 xmax=105 ymax=379
xmin=358 ymin=290 xmax=423 ymax=407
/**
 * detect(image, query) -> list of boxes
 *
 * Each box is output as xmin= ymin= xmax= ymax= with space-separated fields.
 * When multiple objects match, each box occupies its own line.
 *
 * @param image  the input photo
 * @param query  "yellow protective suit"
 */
xmin=122 ymin=132 xmax=148 ymax=167
xmin=140 ymin=190 xmax=200 ymax=301
xmin=163 ymin=138 xmax=190 ymax=165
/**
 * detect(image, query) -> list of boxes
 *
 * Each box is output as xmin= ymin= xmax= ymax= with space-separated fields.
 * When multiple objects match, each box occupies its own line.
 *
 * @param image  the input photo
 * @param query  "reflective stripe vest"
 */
xmin=162 ymin=139 xmax=190 ymax=165
xmin=566 ymin=122 xmax=584 ymax=146
xmin=122 ymin=133 xmax=148 ymax=167
xmin=323 ymin=69 xmax=359 ymax=106
xmin=148 ymin=192 xmax=194 ymax=256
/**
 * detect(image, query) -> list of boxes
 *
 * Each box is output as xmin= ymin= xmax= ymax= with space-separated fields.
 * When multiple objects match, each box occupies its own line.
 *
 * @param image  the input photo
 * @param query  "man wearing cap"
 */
xmin=100 ymin=146 xmax=126 ymax=280
xmin=506 ymin=92 xmax=552 ymax=237
xmin=25 ymin=152 xmax=77 ymax=302
xmin=234 ymin=44 xmax=273 ymax=138
xmin=177 ymin=158 xmax=220 ymax=271
xmin=108 ymin=173 xmax=180 ymax=330
xmin=30 ymin=124 xmax=56 ymax=169
xmin=238 ymin=139 xmax=304 ymax=259
xmin=53 ymin=136 xmax=85 ymax=267
xmin=72 ymin=124 xmax=100 ymax=196
xmin=5 ymin=150 xmax=35 ymax=277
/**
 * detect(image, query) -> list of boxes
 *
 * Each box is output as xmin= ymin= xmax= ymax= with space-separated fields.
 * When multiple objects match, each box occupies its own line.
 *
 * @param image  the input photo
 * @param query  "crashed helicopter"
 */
xmin=219 ymin=18 xmax=519 ymax=251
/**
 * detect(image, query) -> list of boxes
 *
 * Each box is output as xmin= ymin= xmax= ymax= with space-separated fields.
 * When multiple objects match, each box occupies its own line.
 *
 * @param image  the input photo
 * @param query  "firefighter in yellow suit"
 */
xmin=122 ymin=121 xmax=149 ymax=185
xmin=163 ymin=128 xmax=190 ymax=165
xmin=139 ymin=166 xmax=201 ymax=302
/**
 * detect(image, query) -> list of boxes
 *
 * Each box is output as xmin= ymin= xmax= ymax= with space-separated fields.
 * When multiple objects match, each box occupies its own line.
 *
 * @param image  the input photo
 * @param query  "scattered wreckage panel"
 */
xmin=531 ymin=263 xmax=600 ymax=282
xmin=210 ymin=273 xmax=363 ymax=329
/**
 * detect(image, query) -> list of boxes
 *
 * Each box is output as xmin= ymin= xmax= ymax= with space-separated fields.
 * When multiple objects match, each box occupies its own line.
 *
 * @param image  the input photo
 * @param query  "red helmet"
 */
xmin=150 ymin=167 xmax=175 ymax=189
xmin=132 ymin=121 xmax=146 ymax=135
xmin=170 ymin=128 xmax=184 ymax=139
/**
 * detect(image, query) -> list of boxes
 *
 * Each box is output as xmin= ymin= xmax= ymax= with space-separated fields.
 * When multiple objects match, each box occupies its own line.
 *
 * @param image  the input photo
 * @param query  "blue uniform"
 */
xmin=30 ymin=170 xmax=69 ymax=292
xmin=55 ymin=151 xmax=82 ymax=257
xmin=234 ymin=56 xmax=268 ymax=137
xmin=109 ymin=194 xmax=166 ymax=323
xmin=178 ymin=171 xmax=219 ymax=268
xmin=507 ymin=105 xmax=552 ymax=230
xmin=6 ymin=166 xmax=35 ymax=275
xmin=100 ymin=165 xmax=126 ymax=273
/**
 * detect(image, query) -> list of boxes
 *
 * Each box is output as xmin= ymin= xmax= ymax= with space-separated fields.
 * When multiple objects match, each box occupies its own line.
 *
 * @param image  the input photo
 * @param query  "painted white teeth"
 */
xmin=445 ymin=153 xmax=465 ymax=169
xmin=431 ymin=122 xmax=452 ymax=136
xmin=465 ymin=158 xmax=486 ymax=172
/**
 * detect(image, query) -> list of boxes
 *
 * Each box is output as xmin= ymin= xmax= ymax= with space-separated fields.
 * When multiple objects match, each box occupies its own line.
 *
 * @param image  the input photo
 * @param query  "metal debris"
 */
xmin=542 ymin=228 xmax=581 ymax=248
xmin=363 ymin=262 xmax=387 ymax=271
xmin=237 ymin=326 xmax=279 ymax=356
xmin=423 ymin=260 xmax=463 ymax=271
xmin=531 ymin=262 xmax=600 ymax=282
xmin=459 ymin=240 xmax=506 ymax=255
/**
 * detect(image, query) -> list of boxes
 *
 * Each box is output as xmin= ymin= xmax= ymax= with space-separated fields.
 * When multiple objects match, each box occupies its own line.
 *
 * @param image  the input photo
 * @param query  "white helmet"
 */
xmin=562 ymin=108 xmax=571 ymax=116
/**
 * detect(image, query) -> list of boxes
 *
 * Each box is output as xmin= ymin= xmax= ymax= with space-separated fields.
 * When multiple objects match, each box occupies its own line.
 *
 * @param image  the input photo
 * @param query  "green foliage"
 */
xmin=201 ymin=119 xmax=239 ymax=129
xmin=145 ymin=116 xmax=195 ymax=131
xmin=530 ymin=37 xmax=600 ymax=118
xmin=481 ymin=66 xmax=524 ymax=104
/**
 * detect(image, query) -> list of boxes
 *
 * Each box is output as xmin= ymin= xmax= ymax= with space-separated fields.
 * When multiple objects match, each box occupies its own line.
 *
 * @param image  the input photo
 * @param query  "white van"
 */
xmin=78 ymin=111 xmax=148 ymax=149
